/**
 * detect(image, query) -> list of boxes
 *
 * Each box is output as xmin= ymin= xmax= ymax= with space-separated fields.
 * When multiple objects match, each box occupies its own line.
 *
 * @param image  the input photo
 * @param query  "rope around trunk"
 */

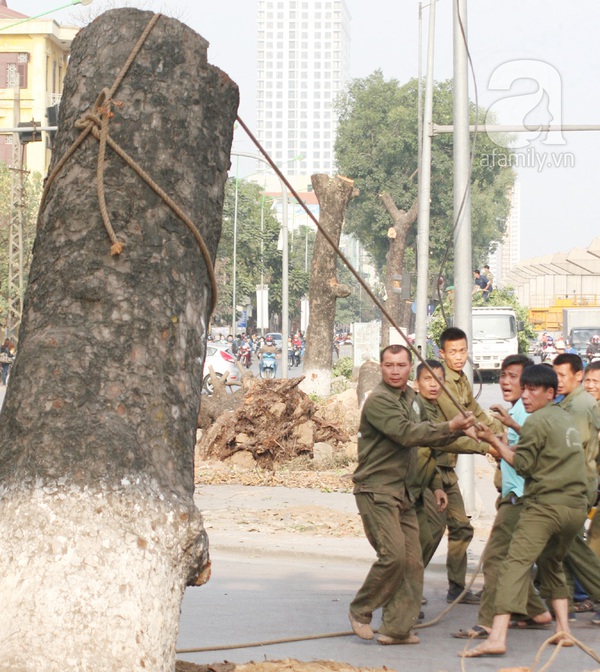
xmin=38 ymin=13 xmax=218 ymax=312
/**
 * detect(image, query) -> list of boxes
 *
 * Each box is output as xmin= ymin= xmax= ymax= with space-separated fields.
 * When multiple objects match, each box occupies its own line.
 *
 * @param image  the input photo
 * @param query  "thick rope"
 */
xmin=38 ymin=12 xmax=218 ymax=311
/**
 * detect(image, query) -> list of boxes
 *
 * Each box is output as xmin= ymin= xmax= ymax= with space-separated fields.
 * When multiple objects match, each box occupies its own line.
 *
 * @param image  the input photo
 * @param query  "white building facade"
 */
xmin=256 ymin=0 xmax=350 ymax=179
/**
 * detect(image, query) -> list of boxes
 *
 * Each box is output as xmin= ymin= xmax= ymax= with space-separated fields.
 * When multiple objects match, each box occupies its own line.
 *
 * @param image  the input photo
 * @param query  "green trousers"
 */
xmin=439 ymin=470 xmax=473 ymax=588
xmin=495 ymin=503 xmax=586 ymax=616
xmin=478 ymin=495 xmax=547 ymax=627
xmin=562 ymin=526 xmax=600 ymax=602
xmin=416 ymin=489 xmax=445 ymax=568
xmin=350 ymin=492 xmax=423 ymax=638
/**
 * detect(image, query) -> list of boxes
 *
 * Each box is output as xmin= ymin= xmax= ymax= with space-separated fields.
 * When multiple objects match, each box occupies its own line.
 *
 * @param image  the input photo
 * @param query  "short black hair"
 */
xmin=484 ymin=264 xmax=490 ymax=269
xmin=501 ymin=354 xmax=534 ymax=372
xmin=521 ymin=364 xmax=558 ymax=396
xmin=553 ymin=353 xmax=584 ymax=374
xmin=416 ymin=359 xmax=445 ymax=379
xmin=380 ymin=344 xmax=412 ymax=363
xmin=440 ymin=327 xmax=468 ymax=350
xmin=473 ymin=269 xmax=480 ymax=275
xmin=585 ymin=360 xmax=600 ymax=375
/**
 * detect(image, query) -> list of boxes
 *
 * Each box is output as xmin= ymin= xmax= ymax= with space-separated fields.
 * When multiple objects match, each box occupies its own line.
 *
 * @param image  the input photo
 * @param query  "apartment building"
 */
xmin=256 ymin=0 xmax=350 ymax=179
xmin=0 ymin=0 xmax=77 ymax=175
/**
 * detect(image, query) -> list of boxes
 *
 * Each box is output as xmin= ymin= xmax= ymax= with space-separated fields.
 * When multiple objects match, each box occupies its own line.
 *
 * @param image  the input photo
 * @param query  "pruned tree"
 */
xmin=301 ymin=174 xmax=355 ymax=397
xmin=335 ymin=72 xmax=514 ymax=292
xmin=0 ymin=8 xmax=238 ymax=670
xmin=379 ymin=193 xmax=418 ymax=346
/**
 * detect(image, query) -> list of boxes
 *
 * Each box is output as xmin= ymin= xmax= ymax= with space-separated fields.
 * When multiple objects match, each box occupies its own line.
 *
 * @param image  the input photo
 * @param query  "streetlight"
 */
xmin=231 ymin=151 xmax=290 ymax=379
xmin=0 ymin=0 xmax=93 ymax=31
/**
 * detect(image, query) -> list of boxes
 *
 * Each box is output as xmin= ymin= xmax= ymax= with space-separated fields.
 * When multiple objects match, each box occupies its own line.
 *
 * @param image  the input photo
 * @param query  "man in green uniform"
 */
xmin=348 ymin=345 xmax=476 ymax=646
xmin=436 ymin=327 xmax=501 ymax=603
xmin=413 ymin=359 xmax=489 ymax=588
xmin=583 ymin=361 xmax=600 ymax=625
xmin=553 ymin=353 xmax=600 ymax=615
xmin=410 ymin=361 xmax=448 ymax=568
xmin=583 ymin=360 xmax=600 ymax=560
xmin=460 ymin=364 xmax=588 ymax=658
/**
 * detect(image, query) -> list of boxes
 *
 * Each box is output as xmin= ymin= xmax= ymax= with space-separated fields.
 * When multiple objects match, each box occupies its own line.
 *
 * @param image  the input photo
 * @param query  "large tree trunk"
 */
xmin=379 ymin=194 xmax=418 ymax=347
xmin=301 ymin=174 xmax=354 ymax=397
xmin=0 ymin=9 xmax=238 ymax=671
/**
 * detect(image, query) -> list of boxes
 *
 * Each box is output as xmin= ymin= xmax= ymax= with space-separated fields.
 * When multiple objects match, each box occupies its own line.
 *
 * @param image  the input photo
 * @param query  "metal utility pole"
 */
xmin=415 ymin=0 xmax=436 ymax=356
xmin=231 ymin=151 xmax=289 ymax=378
xmin=453 ymin=0 xmax=475 ymax=511
xmin=8 ymin=81 xmax=25 ymax=341
xmin=231 ymin=157 xmax=239 ymax=337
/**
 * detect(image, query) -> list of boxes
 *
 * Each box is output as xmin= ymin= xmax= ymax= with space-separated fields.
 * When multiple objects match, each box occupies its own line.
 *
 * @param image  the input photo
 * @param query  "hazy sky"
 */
xmin=18 ymin=0 xmax=600 ymax=261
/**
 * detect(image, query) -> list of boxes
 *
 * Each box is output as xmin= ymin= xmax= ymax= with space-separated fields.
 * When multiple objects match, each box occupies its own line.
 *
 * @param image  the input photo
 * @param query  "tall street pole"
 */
xmin=453 ymin=0 xmax=475 ymax=510
xmin=231 ymin=152 xmax=289 ymax=377
xmin=231 ymin=156 xmax=239 ymax=337
xmin=415 ymin=0 xmax=436 ymax=357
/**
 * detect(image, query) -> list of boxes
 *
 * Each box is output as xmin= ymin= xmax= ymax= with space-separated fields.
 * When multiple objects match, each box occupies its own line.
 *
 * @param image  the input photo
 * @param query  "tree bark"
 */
xmin=301 ymin=175 xmax=355 ymax=397
xmin=379 ymin=194 xmax=418 ymax=347
xmin=0 ymin=9 xmax=238 ymax=671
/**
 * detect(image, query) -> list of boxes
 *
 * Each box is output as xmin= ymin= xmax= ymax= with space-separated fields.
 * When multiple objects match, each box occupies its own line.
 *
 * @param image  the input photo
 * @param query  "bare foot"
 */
xmin=458 ymin=641 xmax=506 ymax=658
xmin=550 ymin=632 xmax=574 ymax=647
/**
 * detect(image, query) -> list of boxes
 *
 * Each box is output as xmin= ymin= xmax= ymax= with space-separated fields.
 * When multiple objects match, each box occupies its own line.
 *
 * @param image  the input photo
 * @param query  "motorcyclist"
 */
xmin=587 ymin=335 xmax=600 ymax=361
xmin=259 ymin=335 xmax=278 ymax=377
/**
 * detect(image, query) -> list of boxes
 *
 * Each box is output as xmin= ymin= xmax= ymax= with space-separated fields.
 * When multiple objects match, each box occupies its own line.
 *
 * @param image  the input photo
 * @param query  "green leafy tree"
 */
xmin=213 ymin=179 xmax=310 ymax=330
xmin=334 ymin=72 xmax=515 ymax=282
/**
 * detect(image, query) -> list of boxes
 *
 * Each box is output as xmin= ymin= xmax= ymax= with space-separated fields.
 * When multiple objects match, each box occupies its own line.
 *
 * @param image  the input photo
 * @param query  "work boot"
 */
xmin=447 ymin=583 xmax=480 ymax=604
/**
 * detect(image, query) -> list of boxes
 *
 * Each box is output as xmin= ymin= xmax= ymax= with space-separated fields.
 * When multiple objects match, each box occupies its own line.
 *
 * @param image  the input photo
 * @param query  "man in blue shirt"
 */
xmin=453 ymin=355 xmax=552 ymax=639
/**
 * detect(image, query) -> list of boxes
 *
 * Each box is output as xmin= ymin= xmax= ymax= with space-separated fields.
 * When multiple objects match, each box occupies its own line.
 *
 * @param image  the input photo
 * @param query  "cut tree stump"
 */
xmin=301 ymin=174 xmax=355 ymax=398
xmin=0 ymin=8 xmax=238 ymax=671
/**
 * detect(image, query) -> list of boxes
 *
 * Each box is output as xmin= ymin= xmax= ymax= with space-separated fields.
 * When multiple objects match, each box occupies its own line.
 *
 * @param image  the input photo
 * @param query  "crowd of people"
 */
xmin=348 ymin=326 xmax=600 ymax=657
xmin=208 ymin=330 xmax=306 ymax=377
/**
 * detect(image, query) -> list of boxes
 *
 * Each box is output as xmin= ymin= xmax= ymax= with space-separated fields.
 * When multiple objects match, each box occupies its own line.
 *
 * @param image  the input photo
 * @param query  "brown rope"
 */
xmin=38 ymin=12 xmax=218 ymax=312
xmin=236 ymin=115 xmax=471 ymax=419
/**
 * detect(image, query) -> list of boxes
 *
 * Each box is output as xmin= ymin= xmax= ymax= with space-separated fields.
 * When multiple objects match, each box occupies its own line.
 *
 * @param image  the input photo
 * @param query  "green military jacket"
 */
xmin=559 ymin=385 xmax=600 ymax=499
xmin=423 ymin=392 xmax=490 ymax=470
xmin=513 ymin=403 xmax=587 ymax=509
xmin=408 ymin=446 xmax=443 ymax=502
xmin=353 ymin=381 xmax=463 ymax=501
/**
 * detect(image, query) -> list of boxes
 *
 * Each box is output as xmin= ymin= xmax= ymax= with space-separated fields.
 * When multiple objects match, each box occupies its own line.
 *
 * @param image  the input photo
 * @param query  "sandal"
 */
xmin=451 ymin=625 xmax=489 ymax=639
xmin=509 ymin=618 xmax=551 ymax=630
xmin=573 ymin=599 xmax=594 ymax=613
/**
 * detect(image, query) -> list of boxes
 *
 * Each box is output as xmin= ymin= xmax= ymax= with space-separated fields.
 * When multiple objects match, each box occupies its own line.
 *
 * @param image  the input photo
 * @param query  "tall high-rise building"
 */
xmin=256 ymin=0 xmax=350 ymax=179
xmin=488 ymin=180 xmax=521 ymax=287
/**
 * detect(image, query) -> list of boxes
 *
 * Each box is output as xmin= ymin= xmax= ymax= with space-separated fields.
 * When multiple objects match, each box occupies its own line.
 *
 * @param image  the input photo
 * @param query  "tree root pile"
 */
xmin=176 ymin=660 xmax=394 ymax=672
xmin=196 ymin=377 xmax=351 ymax=470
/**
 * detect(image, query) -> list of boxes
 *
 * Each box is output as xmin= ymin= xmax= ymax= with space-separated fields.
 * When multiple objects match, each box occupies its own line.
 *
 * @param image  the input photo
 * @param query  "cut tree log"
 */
xmin=301 ymin=174 xmax=355 ymax=397
xmin=379 ymin=193 xmax=418 ymax=347
xmin=0 ymin=9 xmax=238 ymax=671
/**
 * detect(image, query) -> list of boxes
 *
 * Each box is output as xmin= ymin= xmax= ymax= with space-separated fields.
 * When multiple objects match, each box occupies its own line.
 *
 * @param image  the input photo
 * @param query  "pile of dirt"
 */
xmin=196 ymin=378 xmax=358 ymax=472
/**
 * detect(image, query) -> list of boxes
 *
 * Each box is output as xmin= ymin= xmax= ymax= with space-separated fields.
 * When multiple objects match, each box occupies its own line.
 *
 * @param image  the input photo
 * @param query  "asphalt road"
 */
xmin=176 ymin=534 xmax=600 ymax=672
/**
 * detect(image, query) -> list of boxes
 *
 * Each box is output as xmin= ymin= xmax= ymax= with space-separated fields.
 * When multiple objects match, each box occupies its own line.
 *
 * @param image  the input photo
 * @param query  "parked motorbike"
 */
xmin=260 ymin=352 xmax=276 ymax=379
